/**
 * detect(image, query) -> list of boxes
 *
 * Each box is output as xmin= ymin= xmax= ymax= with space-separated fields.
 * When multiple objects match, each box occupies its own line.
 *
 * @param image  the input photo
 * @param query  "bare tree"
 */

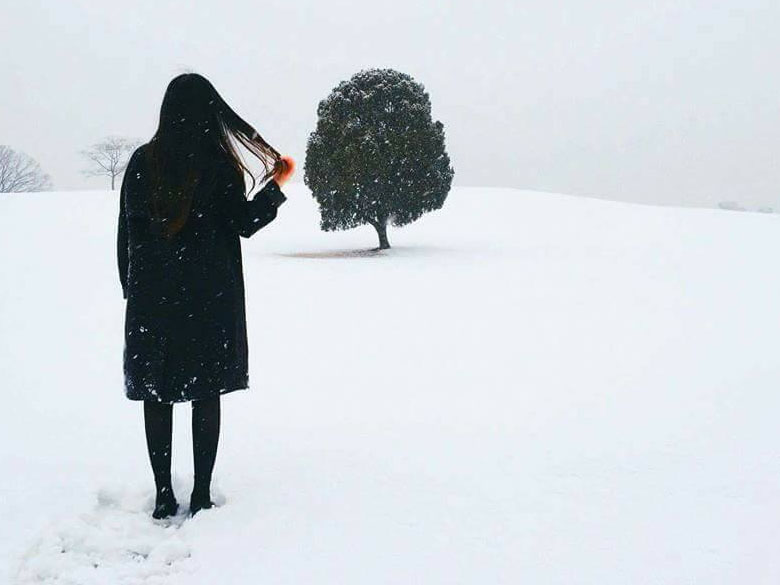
xmin=0 ymin=146 xmax=52 ymax=193
xmin=81 ymin=136 xmax=139 ymax=190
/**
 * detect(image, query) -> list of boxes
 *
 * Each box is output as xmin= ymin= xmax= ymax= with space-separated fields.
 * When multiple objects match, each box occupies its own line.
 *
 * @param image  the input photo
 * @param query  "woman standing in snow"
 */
xmin=117 ymin=73 xmax=295 ymax=519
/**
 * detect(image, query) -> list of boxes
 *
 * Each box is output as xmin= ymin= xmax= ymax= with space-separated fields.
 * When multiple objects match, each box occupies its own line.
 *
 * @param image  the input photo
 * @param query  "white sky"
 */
xmin=2 ymin=0 xmax=779 ymax=208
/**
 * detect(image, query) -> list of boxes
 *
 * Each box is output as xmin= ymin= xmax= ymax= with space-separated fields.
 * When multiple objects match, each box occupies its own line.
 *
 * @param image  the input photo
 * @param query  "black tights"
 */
xmin=143 ymin=396 xmax=221 ymax=504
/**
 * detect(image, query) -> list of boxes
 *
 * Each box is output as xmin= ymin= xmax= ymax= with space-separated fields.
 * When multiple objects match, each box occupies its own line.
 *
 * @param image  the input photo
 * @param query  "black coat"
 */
xmin=117 ymin=145 xmax=287 ymax=403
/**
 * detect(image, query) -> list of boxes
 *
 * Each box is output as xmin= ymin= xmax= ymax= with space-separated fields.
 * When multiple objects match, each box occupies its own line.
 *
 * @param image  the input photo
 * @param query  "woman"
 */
xmin=117 ymin=73 xmax=295 ymax=519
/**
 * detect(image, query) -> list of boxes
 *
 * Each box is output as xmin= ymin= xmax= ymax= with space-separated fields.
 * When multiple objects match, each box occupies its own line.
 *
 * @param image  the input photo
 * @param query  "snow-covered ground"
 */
xmin=1 ymin=185 xmax=779 ymax=584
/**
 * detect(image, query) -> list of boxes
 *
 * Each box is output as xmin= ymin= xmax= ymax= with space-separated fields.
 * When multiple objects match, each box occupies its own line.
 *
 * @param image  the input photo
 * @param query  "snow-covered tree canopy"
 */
xmin=304 ymin=69 xmax=454 ymax=249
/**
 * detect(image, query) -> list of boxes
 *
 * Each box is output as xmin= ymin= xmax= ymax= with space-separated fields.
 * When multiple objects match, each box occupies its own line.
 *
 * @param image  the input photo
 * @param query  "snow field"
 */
xmin=1 ymin=185 xmax=779 ymax=583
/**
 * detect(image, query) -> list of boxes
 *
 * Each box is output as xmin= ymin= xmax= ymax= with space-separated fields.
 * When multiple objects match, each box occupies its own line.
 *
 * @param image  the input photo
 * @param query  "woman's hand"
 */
xmin=273 ymin=155 xmax=296 ymax=187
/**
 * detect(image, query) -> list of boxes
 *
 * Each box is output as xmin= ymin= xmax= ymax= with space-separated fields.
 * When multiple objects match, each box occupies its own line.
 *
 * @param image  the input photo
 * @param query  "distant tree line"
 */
xmin=2 ymin=136 xmax=140 ymax=193
xmin=718 ymin=201 xmax=775 ymax=214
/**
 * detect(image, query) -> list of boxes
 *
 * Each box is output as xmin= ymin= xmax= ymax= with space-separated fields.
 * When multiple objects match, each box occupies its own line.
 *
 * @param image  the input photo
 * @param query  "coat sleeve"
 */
xmin=220 ymin=171 xmax=288 ymax=238
xmin=117 ymin=163 xmax=130 ymax=300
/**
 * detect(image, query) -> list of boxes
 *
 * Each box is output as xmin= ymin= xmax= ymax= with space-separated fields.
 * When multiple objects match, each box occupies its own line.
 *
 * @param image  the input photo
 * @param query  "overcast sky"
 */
xmin=2 ymin=0 xmax=779 ymax=208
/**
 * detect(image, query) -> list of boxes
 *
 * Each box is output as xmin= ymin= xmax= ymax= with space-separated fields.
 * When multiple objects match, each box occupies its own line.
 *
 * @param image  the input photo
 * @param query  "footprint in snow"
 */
xmin=13 ymin=478 xmax=217 ymax=585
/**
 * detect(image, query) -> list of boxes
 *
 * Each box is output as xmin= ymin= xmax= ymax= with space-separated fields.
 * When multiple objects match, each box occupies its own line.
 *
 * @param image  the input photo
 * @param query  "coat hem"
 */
xmin=124 ymin=378 xmax=251 ymax=404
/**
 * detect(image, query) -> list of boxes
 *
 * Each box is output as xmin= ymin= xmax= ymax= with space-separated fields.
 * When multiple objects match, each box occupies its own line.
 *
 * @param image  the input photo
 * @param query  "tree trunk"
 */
xmin=111 ymin=174 xmax=116 ymax=191
xmin=374 ymin=221 xmax=390 ymax=249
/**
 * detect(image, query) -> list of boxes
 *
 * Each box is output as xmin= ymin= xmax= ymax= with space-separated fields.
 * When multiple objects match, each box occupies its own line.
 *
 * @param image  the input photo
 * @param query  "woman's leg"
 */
xmin=143 ymin=400 xmax=178 ymax=518
xmin=190 ymin=395 xmax=220 ymax=514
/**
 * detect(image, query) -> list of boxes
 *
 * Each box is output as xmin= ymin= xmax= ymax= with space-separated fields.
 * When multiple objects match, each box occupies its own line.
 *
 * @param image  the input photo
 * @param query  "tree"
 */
xmin=305 ymin=69 xmax=454 ymax=249
xmin=0 ymin=145 xmax=52 ymax=193
xmin=81 ymin=136 xmax=138 ymax=190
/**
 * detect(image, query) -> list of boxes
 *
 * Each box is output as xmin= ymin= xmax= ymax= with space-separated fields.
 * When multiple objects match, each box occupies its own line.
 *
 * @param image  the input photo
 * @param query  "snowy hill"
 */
xmin=1 ymin=185 xmax=779 ymax=584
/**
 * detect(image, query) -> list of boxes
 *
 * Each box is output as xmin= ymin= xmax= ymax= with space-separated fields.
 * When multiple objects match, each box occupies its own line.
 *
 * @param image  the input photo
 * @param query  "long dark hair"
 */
xmin=145 ymin=73 xmax=282 ymax=238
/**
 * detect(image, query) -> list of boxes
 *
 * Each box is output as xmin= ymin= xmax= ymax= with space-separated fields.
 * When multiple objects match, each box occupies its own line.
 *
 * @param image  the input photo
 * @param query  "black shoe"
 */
xmin=152 ymin=488 xmax=179 ymax=519
xmin=189 ymin=490 xmax=215 ymax=517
